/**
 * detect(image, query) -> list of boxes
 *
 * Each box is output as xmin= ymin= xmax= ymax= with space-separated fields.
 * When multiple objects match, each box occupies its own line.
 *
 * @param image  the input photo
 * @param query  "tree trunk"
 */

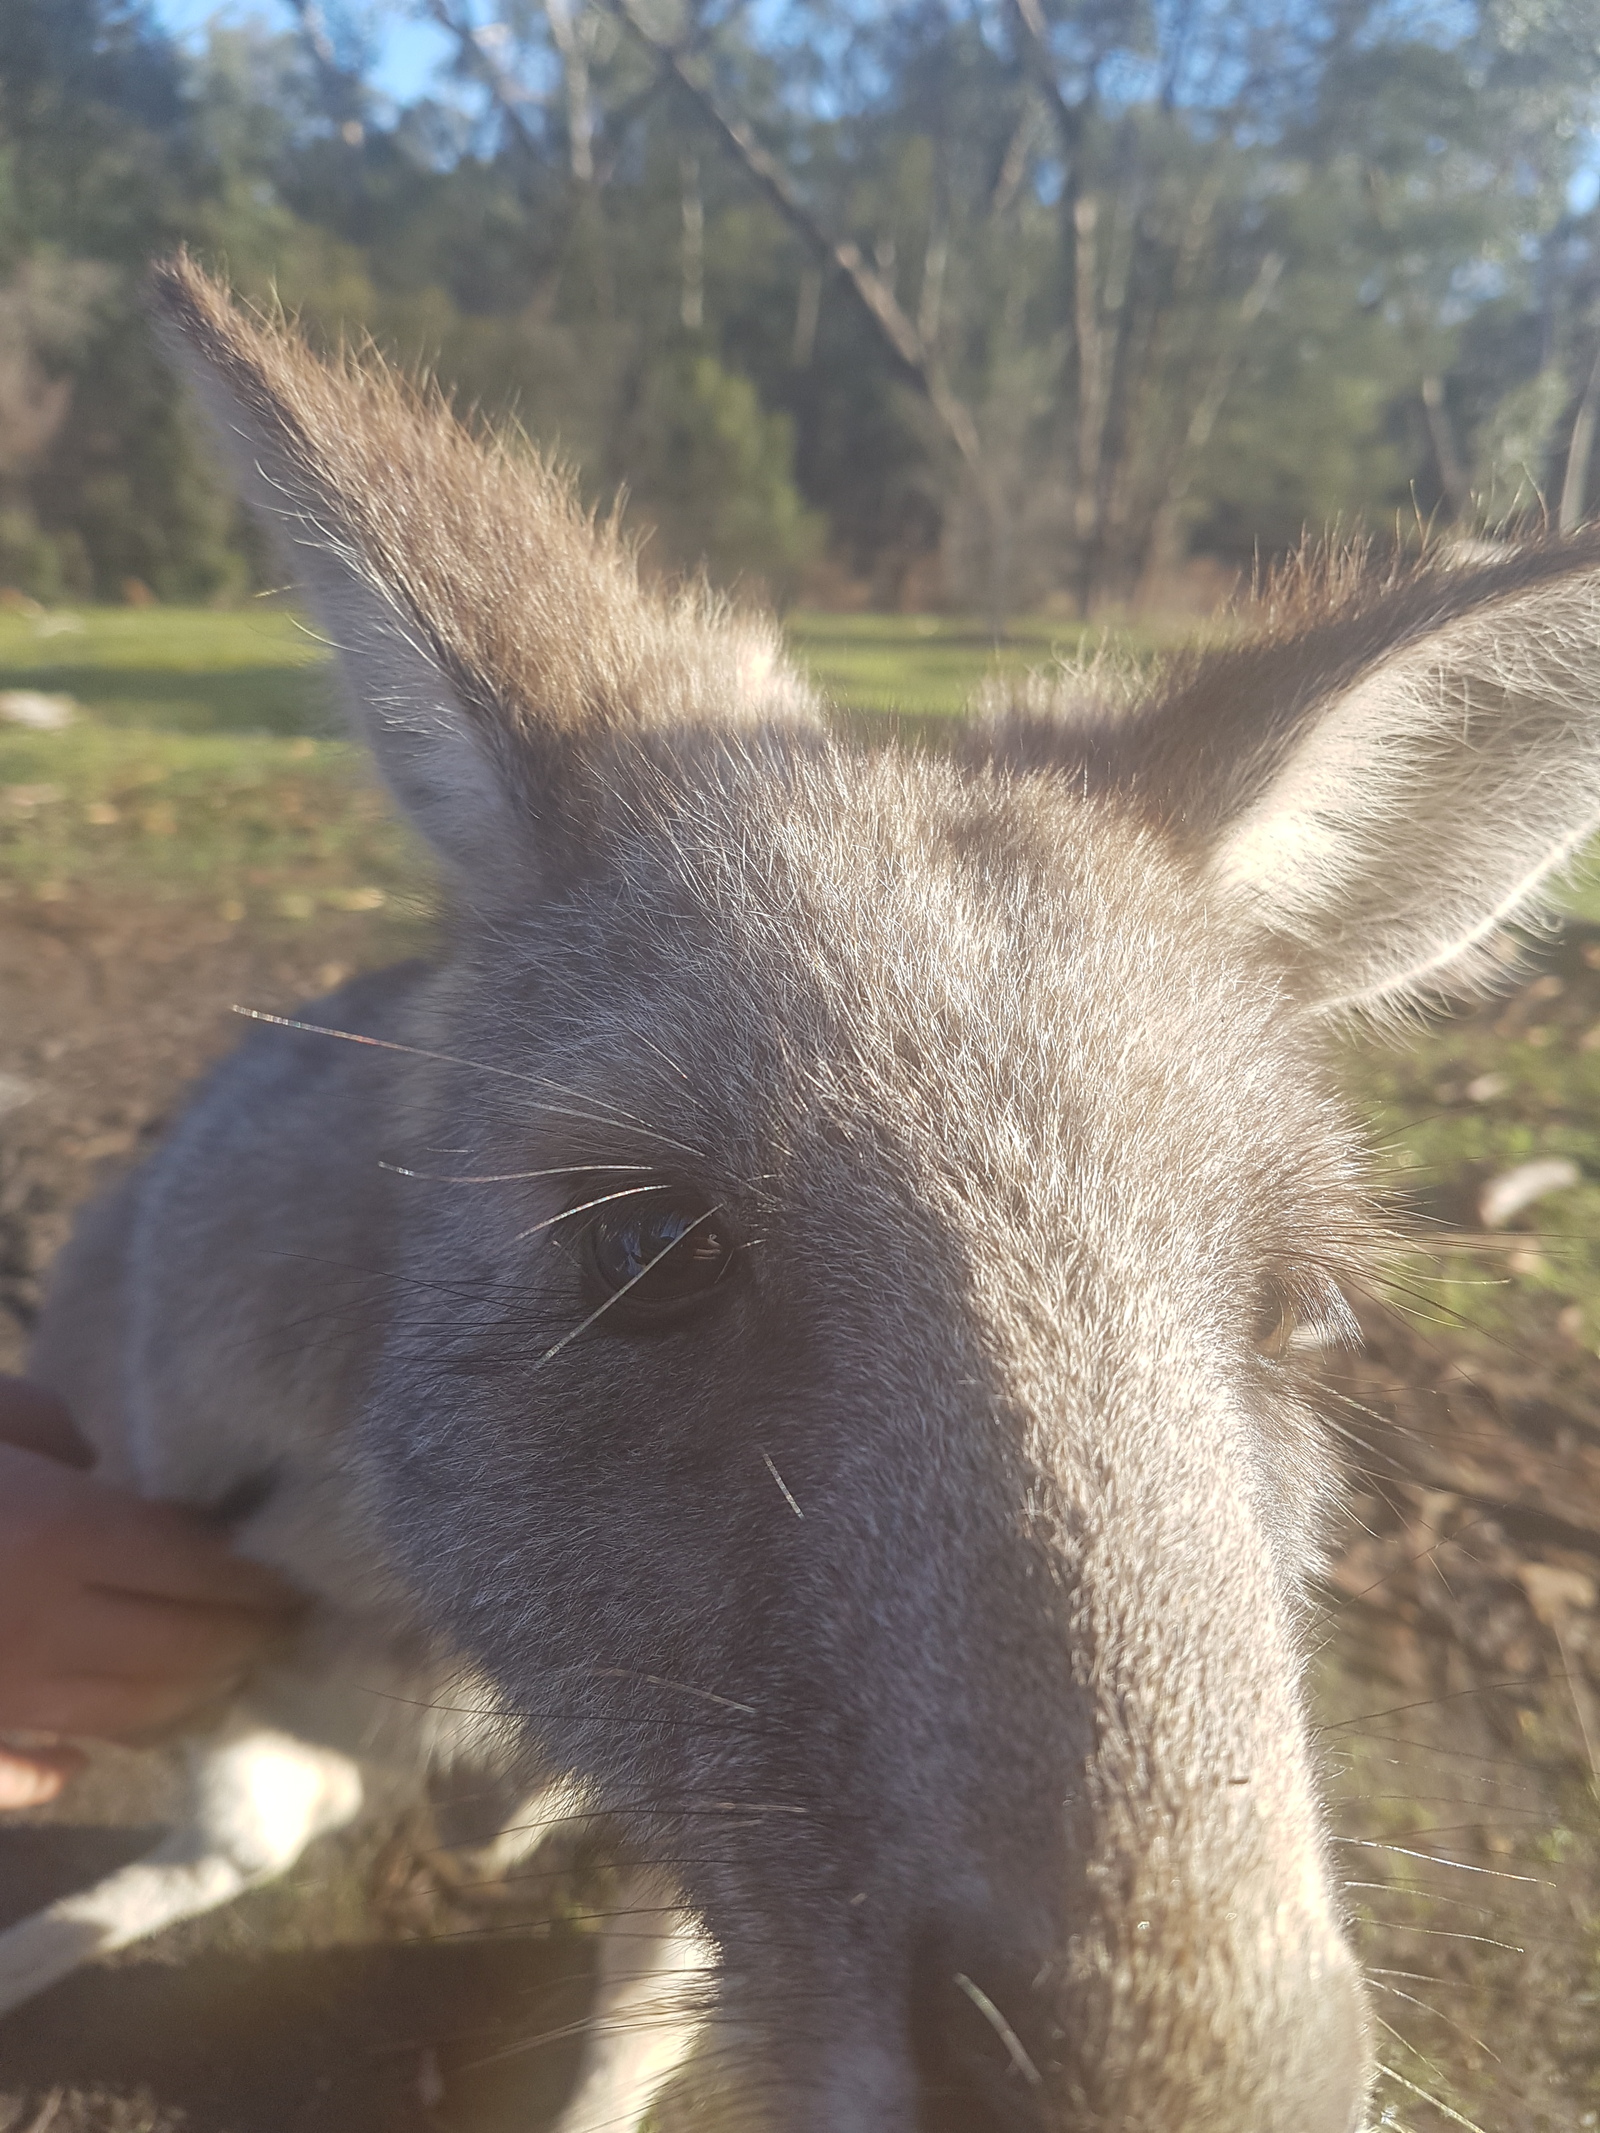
xmin=680 ymin=154 xmax=704 ymax=332
xmin=1070 ymin=191 xmax=1105 ymax=614
xmin=545 ymin=0 xmax=595 ymax=182
xmin=1421 ymin=373 xmax=1471 ymax=521
xmin=1559 ymin=342 xmax=1600 ymax=534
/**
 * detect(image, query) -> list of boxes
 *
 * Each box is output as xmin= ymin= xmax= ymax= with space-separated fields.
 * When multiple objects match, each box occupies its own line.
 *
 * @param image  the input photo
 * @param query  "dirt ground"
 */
xmin=2 ymin=891 xmax=1600 ymax=2131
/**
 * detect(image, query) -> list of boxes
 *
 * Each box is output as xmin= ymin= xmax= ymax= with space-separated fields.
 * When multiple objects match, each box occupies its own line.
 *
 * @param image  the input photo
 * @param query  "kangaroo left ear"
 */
xmin=979 ymin=540 xmax=1600 ymax=1014
xmin=148 ymin=252 xmax=820 ymax=903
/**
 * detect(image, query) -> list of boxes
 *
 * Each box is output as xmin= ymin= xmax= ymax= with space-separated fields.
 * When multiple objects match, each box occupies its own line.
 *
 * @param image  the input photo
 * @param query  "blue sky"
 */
xmin=152 ymin=1 xmax=1600 ymax=211
xmin=153 ymin=1 xmax=456 ymax=103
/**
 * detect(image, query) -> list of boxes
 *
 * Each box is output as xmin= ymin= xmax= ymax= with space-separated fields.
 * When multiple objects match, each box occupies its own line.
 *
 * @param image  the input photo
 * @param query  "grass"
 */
xmin=784 ymin=607 xmax=1135 ymax=718
xmin=1343 ymin=948 xmax=1600 ymax=1359
xmin=0 ymin=602 xmax=337 ymax=735
xmin=0 ymin=607 xmax=419 ymax=926
xmin=0 ymin=722 xmax=422 ymax=922
xmin=0 ymin=603 xmax=1127 ymax=921
xmin=0 ymin=602 xmax=1130 ymax=733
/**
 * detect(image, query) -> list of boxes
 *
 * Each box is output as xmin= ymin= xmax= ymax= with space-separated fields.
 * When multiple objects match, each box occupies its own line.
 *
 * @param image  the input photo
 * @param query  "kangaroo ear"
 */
xmin=985 ymin=541 xmax=1600 ymax=1014
xmin=149 ymin=253 xmax=817 ymax=893
xmin=1193 ymin=544 xmax=1600 ymax=1011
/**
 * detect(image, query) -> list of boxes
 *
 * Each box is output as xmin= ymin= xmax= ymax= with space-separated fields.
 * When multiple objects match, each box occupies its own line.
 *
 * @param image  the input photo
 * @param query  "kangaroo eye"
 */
xmin=1253 ymin=1280 xmax=1299 ymax=1358
xmin=579 ymin=1191 xmax=735 ymax=1331
xmin=1252 ymin=1270 xmax=1356 ymax=1359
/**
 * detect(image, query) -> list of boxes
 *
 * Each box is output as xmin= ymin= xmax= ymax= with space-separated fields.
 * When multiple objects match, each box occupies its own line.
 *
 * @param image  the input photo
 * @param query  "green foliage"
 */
xmin=1474 ymin=367 xmax=1575 ymax=516
xmin=0 ymin=0 xmax=1597 ymax=614
xmin=621 ymin=348 xmax=823 ymax=600
xmin=0 ymin=1 xmax=253 ymax=600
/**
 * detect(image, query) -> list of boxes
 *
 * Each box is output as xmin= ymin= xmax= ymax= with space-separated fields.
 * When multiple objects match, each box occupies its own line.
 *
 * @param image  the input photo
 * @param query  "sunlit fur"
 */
xmin=13 ymin=254 xmax=1600 ymax=2132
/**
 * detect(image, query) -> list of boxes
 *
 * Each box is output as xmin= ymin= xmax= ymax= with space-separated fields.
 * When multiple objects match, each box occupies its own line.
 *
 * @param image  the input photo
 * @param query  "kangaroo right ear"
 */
xmin=1156 ymin=542 xmax=1600 ymax=1013
xmin=976 ymin=539 xmax=1600 ymax=1015
xmin=149 ymin=253 xmax=818 ymax=896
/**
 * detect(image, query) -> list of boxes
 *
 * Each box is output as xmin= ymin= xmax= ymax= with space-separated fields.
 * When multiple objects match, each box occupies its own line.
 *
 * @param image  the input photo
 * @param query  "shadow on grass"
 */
xmin=829 ymin=707 xmax=964 ymax=751
xmin=0 ymin=1878 xmax=594 ymax=2133
xmin=796 ymin=625 xmax=1038 ymax=652
xmin=0 ymin=663 xmax=336 ymax=737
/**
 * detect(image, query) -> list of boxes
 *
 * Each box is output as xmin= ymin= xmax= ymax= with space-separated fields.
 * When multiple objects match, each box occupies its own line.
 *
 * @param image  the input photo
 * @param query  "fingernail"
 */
xmin=0 ymin=1761 xmax=65 ymax=1808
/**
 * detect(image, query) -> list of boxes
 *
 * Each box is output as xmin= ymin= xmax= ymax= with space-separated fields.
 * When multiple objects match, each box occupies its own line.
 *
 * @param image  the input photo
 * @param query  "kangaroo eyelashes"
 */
xmin=1252 ymin=1271 xmax=1358 ymax=1358
xmin=575 ymin=1189 xmax=737 ymax=1331
xmin=1251 ymin=1280 xmax=1299 ymax=1359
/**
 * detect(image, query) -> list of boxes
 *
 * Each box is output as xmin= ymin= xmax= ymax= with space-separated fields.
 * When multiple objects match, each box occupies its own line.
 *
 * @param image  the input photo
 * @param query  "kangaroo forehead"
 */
xmin=606 ymin=739 xmax=1233 ymax=982
xmin=508 ymin=747 xmax=1339 ymax=1209
xmin=592 ymin=745 xmax=1282 ymax=1067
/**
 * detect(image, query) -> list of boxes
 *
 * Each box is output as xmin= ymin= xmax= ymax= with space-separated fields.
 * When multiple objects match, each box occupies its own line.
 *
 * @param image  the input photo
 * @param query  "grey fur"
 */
xmin=11 ymin=256 xmax=1600 ymax=2130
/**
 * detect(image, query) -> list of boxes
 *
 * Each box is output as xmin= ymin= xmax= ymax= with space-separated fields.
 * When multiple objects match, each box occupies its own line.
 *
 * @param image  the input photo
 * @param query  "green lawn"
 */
xmin=784 ymin=607 xmax=1131 ymax=718
xmin=0 ymin=602 xmax=1121 ymax=728
xmin=0 ymin=603 xmax=1118 ymax=913
xmin=0 ymin=604 xmax=337 ymax=734
xmin=0 ymin=606 xmax=401 ymax=918
xmin=1344 ymin=955 xmax=1600 ymax=1352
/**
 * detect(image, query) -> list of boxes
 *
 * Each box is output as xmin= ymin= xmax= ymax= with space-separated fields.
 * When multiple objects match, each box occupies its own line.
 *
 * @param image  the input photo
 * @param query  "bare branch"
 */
xmin=426 ymin=0 xmax=742 ymax=191
xmin=1559 ymin=342 xmax=1600 ymax=535
xmin=1142 ymin=249 xmax=1285 ymax=580
xmin=988 ymin=104 xmax=1038 ymax=222
xmin=596 ymin=0 xmax=988 ymax=481
xmin=422 ymin=0 xmax=543 ymax=161
xmin=1180 ymin=249 xmax=1283 ymax=462
xmin=543 ymin=0 xmax=596 ymax=183
xmin=1421 ymin=373 xmax=1471 ymax=522
xmin=680 ymin=151 xmax=704 ymax=330
xmin=1005 ymin=0 xmax=1087 ymax=163
xmin=594 ymin=1 xmax=758 ymax=185
xmin=284 ymin=0 xmax=368 ymax=137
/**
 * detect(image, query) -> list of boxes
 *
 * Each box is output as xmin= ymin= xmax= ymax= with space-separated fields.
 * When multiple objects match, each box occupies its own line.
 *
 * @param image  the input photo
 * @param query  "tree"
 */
xmin=0 ymin=0 xmax=251 ymax=597
xmin=1 ymin=0 xmax=1596 ymax=610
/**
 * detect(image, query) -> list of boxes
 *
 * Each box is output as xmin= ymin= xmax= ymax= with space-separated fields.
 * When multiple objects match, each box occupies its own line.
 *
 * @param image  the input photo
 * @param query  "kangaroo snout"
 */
xmin=738 ymin=1648 xmax=1372 ymax=2133
xmin=907 ymin=1886 xmax=1369 ymax=2133
xmin=702 ymin=1816 xmax=1368 ymax=2133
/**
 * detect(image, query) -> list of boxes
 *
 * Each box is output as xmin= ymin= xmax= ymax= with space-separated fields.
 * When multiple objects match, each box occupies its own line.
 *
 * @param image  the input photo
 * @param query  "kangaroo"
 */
xmin=5 ymin=252 xmax=1600 ymax=2132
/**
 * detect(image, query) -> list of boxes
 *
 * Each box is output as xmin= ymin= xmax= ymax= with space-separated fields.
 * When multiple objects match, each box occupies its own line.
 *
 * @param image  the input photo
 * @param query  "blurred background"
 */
xmin=6 ymin=9 xmax=1600 ymax=2133
xmin=3 ymin=0 xmax=1600 ymax=621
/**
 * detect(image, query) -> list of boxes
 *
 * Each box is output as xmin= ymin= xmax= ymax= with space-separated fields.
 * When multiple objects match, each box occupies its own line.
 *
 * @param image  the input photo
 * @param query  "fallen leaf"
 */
xmin=1479 ymin=1157 xmax=1581 ymax=1228
xmin=0 ymin=690 xmax=75 ymax=731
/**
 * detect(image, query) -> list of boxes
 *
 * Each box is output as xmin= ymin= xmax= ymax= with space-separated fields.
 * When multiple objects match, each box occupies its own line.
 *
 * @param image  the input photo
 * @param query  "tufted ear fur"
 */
xmin=149 ymin=252 xmax=819 ymax=891
xmin=980 ymin=538 xmax=1600 ymax=1014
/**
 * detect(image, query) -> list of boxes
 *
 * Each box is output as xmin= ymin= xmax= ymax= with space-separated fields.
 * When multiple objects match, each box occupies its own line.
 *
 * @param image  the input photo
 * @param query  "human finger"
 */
xmin=79 ymin=1495 xmax=306 ymax=1617
xmin=0 ymin=1742 xmax=84 ymax=1809
xmin=0 ymin=1447 xmax=305 ymax=1620
xmin=12 ymin=1669 xmax=248 ymax=1742
xmin=48 ymin=1584 xmax=290 ymax=1688
xmin=0 ymin=1377 xmax=95 ymax=1468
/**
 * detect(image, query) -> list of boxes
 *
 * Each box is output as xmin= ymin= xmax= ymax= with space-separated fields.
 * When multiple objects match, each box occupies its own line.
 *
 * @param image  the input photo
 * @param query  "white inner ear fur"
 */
xmin=286 ymin=517 xmax=531 ymax=888
xmin=165 ymin=344 xmax=530 ymax=893
xmin=1209 ymin=571 xmax=1600 ymax=1015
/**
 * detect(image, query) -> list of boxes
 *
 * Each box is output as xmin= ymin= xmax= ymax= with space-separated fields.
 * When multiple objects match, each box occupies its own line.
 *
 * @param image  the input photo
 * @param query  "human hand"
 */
xmin=0 ymin=1379 xmax=304 ymax=1807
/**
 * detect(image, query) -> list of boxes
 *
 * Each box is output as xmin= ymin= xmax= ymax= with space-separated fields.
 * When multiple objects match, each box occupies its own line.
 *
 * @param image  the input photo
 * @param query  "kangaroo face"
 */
xmin=359 ymin=742 xmax=1367 ymax=2129
xmin=154 ymin=253 xmax=1600 ymax=2132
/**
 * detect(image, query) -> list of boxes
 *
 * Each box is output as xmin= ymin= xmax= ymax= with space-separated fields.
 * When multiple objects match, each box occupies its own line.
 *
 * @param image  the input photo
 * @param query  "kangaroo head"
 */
xmin=153 ymin=254 xmax=1600 ymax=2133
